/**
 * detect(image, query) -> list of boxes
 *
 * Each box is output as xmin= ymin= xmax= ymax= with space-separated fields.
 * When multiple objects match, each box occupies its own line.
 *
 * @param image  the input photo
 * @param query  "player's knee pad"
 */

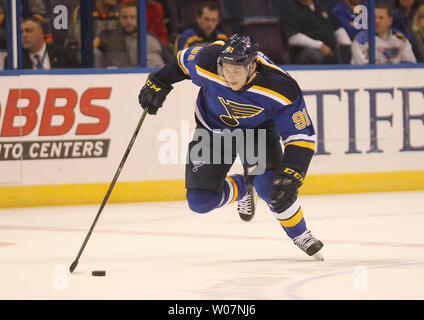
xmin=186 ymin=189 xmax=221 ymax=214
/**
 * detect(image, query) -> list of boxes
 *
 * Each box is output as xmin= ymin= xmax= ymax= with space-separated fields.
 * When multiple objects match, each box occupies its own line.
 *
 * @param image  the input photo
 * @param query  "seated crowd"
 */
xmin=1 ymin=0 xmax=424 ymax=70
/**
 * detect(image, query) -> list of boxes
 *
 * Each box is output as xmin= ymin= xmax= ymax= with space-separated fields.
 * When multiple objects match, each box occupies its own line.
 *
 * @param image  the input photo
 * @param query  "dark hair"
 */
xmin=375 ymin=2 xmax=392 ymax=16
xmin=22 ymin=17 xmax=43 ymax=30
xmin=198 ymin=1 xmax=220 ymax=16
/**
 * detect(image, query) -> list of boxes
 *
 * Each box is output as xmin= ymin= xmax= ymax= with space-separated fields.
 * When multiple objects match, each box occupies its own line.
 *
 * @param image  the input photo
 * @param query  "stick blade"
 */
xmin=69 ymin=260 xmax=78 ymax=273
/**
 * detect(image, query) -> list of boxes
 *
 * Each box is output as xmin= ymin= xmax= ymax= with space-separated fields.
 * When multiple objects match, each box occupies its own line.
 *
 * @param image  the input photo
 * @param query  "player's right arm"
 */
xmin=138 ymin=43 xmax=222 ymax=115
xmin=137 ymin=47 xmax=195 ymax=115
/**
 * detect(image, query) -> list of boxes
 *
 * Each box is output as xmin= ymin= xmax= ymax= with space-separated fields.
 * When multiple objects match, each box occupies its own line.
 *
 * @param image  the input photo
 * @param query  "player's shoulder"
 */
xmin=195 ymin=41 xmax=225 ymax=71
xmin=215 ymin=30 xmax=228 ymax=40
xmin=254 ymin=54 xmax=301 ymax=104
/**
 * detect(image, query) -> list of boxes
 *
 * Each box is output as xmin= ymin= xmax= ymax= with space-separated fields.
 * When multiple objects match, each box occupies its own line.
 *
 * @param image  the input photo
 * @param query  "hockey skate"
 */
xmin=237 ymin=175 xmax=256 ymax=222
xmin=293 ymin=229 xmax=324 ymax=261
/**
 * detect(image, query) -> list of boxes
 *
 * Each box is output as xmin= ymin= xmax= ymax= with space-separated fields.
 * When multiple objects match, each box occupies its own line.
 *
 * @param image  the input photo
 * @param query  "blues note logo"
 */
xmin=218 ymin=97 xmax=264 ymax=127
xmin=192 ymin=160 xmax=205 ymax=172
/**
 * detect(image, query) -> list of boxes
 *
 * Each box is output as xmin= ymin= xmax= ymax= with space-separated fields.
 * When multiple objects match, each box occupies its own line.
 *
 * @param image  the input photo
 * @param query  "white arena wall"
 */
xmin=0 ymin=66 xmax=423 ymax=208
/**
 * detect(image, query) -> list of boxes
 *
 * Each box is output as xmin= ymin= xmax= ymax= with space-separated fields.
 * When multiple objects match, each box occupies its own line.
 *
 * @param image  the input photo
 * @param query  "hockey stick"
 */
xmin=69 ymin=108 xmax=149 ymax=273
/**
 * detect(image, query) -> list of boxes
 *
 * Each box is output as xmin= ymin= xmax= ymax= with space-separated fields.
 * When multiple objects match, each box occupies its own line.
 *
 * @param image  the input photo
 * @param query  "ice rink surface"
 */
xmin=0 ymin=191 xmax=423 ymax=300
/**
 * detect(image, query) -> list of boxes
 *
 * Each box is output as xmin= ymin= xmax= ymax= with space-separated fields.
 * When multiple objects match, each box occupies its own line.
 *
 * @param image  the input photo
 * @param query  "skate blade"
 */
xmin=312 ymin=252 xmax=324 ymax=261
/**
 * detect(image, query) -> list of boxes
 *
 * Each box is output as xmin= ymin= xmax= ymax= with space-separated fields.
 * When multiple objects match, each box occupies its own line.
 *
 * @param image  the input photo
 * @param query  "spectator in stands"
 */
xmin=332 ymin=0 xmax=366 ymax=40
xmin=411 ymin=4 xmax=424 ymax=61
xmin=95 ymin=2 xmax=165 ymax=68
xmin=146 ymin=0 xmax=170 ymax=44
xmin=0 ymin=0 xmax=51 ymax=49
xmin=69 ymin=0 xmax=120 ymax=49
xmin=280 ymin=0 xmax=352 ymax=64
xmin=174 ymin=1 xmax=227 ymax=53
xmin=120 ymin=0 xmax=170 ymax=45
xmin=351 ymin=2 xmax=417 ymax=64
xmin=392 ymin=0 xmax=424 ymax=35
xmin=4 ymin=17 xmax=79 ymax=69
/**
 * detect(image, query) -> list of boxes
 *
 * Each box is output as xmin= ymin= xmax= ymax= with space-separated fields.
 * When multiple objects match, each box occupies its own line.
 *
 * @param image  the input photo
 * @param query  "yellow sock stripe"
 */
xmin=284 ymin=140 xmax=316 ymax=151
xmin=279 ymin=208 xmax=304 ymax=228
xmin=226 ymin=176 xmax=239 ymax=203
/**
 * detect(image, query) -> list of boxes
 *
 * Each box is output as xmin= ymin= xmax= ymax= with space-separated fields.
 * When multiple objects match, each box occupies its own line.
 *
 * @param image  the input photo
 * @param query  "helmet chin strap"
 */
xmin=246 ymin=61 xmax=257 ymax=82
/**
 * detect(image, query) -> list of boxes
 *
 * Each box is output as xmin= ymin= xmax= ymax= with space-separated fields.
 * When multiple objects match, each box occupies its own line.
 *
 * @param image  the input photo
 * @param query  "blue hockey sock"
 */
xmin=217 ymin=174 xmax=247 ymax=208
xmin=253 ymin=170 xmax=307 ymax=238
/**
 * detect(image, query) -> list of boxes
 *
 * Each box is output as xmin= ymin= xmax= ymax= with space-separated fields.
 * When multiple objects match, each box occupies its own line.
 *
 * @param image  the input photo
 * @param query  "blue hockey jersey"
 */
xmin=154 ymin=41 xmax=316 ymax=172
xmin=173 ymin=41 xmax=316 ymax=152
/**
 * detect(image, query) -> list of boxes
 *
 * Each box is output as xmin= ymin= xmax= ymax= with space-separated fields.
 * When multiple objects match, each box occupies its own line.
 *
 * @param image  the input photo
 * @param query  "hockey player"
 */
xmin=138 ymin=34 xmax=324 ymax=260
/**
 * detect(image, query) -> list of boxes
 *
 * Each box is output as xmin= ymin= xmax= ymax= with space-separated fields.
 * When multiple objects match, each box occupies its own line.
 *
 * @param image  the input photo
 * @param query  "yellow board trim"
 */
xmin=1 ymin=171 xmax=424 ymax=208
xmin=0 ymin=180 xmax=185 ymax=209
xmin=279 ymin=208 xmax=303 ymax=228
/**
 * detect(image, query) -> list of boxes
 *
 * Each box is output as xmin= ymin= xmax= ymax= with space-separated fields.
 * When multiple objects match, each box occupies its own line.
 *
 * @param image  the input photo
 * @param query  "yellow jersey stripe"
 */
xmin=210 ymin=40 xmax=225 ymax=46
xmin=226 ymin=176 xmax=239 ymax=203
xmin=250 ymin=85 xmax=292 ymax=105
xmin=279 ymin=208 xmax=304 ymax=228
xmin=257 ymin=55 xmax=287 ymax=74
xmin=195 ymin=65 xmax=226 ymax=82
xmin=285 ymin=140 xmax=316 ymax=151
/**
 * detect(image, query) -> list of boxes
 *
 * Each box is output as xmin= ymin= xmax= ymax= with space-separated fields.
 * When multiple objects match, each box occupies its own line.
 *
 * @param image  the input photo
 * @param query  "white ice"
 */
xmin=0 ymin=191 xmax=423 ymax=300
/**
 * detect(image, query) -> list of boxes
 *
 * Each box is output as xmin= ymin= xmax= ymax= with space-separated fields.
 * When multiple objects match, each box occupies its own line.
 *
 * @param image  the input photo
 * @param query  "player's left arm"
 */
xmin=271 ymin=80 xmax=315 ymax=175
xmin=270 ymin=82 xmax=316 ymax=212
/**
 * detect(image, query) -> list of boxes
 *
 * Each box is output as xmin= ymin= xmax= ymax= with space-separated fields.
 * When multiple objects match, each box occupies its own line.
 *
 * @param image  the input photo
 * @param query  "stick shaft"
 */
xmin=70 ymin=109 xmax=148 ymax=272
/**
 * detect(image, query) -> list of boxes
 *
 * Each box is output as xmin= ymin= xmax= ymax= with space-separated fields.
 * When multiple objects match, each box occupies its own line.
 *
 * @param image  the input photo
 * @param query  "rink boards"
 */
xmin=0 ymin=67 xmax=423 ymax=207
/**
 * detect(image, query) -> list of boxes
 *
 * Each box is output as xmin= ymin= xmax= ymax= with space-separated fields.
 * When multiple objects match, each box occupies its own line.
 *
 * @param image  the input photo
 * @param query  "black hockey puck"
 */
xmin=92 ymin=270 xmax=106 ymax=276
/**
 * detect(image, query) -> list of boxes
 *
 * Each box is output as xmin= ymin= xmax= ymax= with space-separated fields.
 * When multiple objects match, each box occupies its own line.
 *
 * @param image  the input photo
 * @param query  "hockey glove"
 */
xmin=270 ymin=166 xmax=304 ymax=213
xmin=138 ymin=73 xmax=173 ymax=115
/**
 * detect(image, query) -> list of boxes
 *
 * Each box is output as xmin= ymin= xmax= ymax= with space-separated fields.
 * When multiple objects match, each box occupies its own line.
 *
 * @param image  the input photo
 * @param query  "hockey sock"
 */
xmin=217 ymin=174 xmax=247 ymax=208
xmin=253 ymin=170 xmax=307 ymax=238
xmin=276 ymin=201 xmax=307 ymax=239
